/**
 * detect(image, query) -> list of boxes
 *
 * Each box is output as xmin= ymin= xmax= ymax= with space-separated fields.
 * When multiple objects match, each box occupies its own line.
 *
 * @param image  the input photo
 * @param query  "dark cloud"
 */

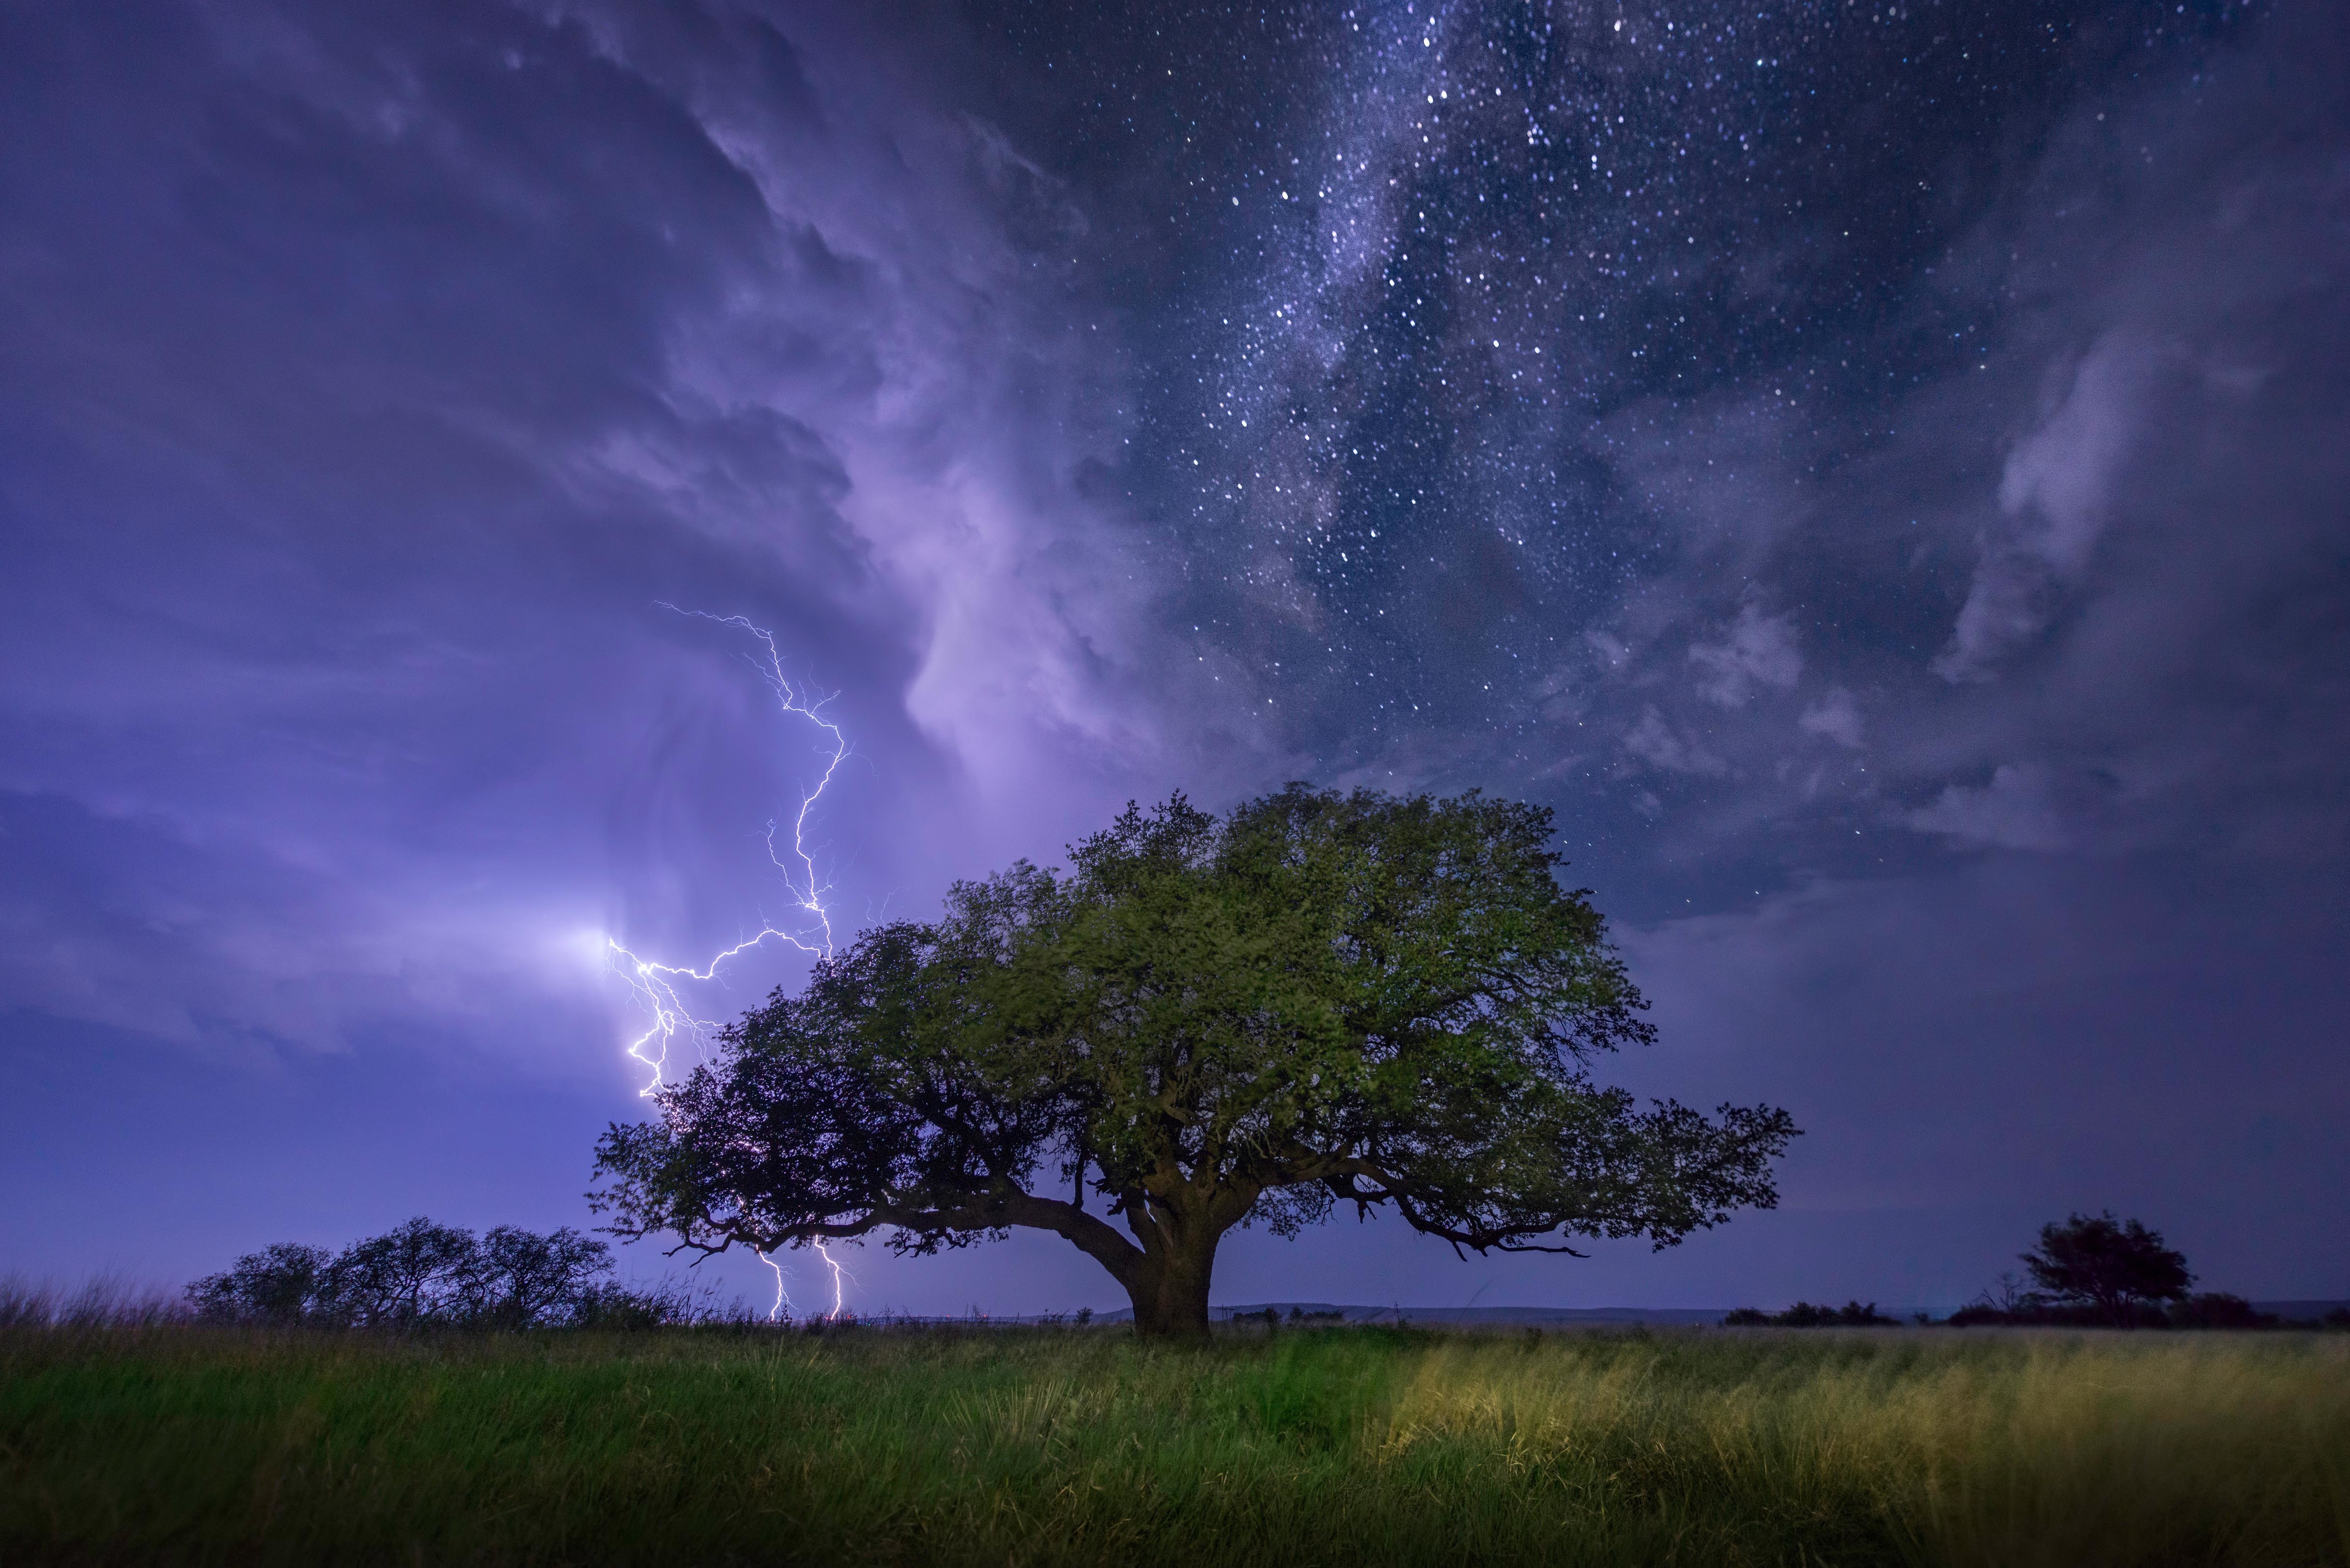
xmin=0 ymin=0 xmax=1210 ymax=1037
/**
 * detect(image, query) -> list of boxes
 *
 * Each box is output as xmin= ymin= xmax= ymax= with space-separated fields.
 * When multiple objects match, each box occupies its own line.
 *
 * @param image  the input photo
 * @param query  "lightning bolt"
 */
xmin=603 ymin=606 xmax=855 ymax=1321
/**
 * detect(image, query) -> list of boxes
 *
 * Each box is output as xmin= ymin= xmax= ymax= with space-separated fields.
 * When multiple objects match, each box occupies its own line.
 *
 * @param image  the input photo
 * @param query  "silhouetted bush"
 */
xmin=567 ymin=1279 xmax=703 ymax=1331
xmin=186 ymin=1218 xmax=678 ymax=1330
xmin=1946 ymin=1295 xmax=2285 ymax=1330
xmin=1723 ymin=1301 xmax=1899 ymax=1327
xmin=317 ymin=1218 xmax=480 ymax=1327
xmin=2167 ymin=1293 xmax=2278 ymax=1330
xmin=186 ymin=1243 xmax=334 ymax=1325
xmin=1945 ymin=1299 xmax=2168 ymax=1328
xmin=460 ymin=1225 xmax=616 ymax=1329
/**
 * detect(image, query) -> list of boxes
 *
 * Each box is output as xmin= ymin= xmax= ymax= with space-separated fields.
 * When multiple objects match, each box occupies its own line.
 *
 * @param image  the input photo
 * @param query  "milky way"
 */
xmin=976 ymin=0 xmax=2328 ymax=915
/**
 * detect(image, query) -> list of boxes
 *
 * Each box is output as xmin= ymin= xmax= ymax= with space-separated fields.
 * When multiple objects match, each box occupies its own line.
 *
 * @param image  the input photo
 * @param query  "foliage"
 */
xmin=564 ymin=1278 xmax=706 ymax=1331
xmin=2168 ymin=1293 xmax=2279 ymax=1331
xmin=1944 ymin=1215 xmax=2230 ymax=1329
xmin=1945 ymin=1302 xmax=2037 ymax=1328
xmin=1944 ymin=1301 xmax=2168 ymax=1329
xmin=463 ymin=1225 xmax=618 ymax=1329
xmin=594 ymin=786 xmax=1796 ymax=1337
xmin=184 ymin=1218 xmax=676 ymax=1330
xmin=1722 ymin=1300 xmax=1899 ymax=1327
xmin=2020 ymin=1212 xmax=2193 ymax=1325
xmin=320 ymin=1218 xmax=478 ymax=1327
xmin=6 ymin=1322 xmax=2349 ymax=1566
xmin=184 ymin=1242 xmax=335 ymax=1325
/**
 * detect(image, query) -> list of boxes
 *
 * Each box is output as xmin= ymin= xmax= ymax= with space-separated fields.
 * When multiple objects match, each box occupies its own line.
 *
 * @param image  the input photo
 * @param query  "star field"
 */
xmin=976 ymin=0 xmax=2265 ymax=905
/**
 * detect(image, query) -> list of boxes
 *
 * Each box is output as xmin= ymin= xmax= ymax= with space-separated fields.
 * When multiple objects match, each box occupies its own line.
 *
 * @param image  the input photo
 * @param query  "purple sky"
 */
xmin=3 ymin=0 xmax=2345 ymax=1316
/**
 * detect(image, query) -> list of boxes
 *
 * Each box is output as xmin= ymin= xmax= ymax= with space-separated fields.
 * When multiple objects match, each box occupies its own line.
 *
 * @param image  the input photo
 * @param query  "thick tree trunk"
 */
xmin=1125 ymin=1233 xmax=1219 ymax=1341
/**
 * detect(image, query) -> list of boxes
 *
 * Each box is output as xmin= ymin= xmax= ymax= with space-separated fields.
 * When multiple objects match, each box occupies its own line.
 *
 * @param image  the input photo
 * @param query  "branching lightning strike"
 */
xmin=604 ymin=607 xmax=853 ymax=1321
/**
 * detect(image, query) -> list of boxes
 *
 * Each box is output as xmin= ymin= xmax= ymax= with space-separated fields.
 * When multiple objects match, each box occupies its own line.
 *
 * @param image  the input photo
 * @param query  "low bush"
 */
xmin=183 ymin=1219 xmax=732 ymax=1331
xmin=1722 ymin=1300 xmax=1899 ymax=1327
xmin=2168 ymin=1293 xmax=2281 ymax=1330
xmin=1946 ymin=1294 xmax=2284 ymax=1331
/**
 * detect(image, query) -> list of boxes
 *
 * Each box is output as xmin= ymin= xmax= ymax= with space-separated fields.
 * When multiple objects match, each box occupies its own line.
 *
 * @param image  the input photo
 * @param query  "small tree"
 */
xmin=322 ymin=1217 xmax=478 ymax=1326
xmin=2021 ymin=1212 xmax=2192 ymax=1325
xmin=188 ymin=1242 xmax=335 ymax=1324
xmin=594 ymin=787 xmax=1798 ymax=1340
xmin=459 ymin=1225 xmax=612 ymax=1328
xmin=187 ymin=1221 xmax=632 ymax=1328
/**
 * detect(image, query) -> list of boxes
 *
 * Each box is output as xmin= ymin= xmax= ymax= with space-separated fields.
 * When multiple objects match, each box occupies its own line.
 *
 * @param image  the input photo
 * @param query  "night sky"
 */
xmin=4 ymin=0 xmax=2345 ymax=1316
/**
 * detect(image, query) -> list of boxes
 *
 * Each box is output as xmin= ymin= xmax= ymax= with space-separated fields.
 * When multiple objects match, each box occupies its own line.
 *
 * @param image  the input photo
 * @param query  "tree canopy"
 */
xmin=593 ymin=786 xmax=1798 ymax=1337
xmin=188 ymin=1218 xmax=635 ymax=1329
xmin=2020 ymin=1212 xmax=2194 ymax=1325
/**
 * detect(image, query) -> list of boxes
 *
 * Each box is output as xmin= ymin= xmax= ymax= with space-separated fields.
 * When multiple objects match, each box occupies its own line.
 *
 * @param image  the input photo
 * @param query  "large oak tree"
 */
xmin=593 ymin=787 xmax=1797 ymax=1338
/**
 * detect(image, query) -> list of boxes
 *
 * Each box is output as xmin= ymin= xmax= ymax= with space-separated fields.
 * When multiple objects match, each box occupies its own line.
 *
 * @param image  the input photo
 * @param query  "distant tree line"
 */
xmin=186 ymin=1218 xmax=697 ymax=1330
xmin=1725 ymin=1212 xmax=2336 ymax=1330
xmin=1219 ymin=1306 xmax=1349 ymax=1329
xmin=1723 ymin=1301 xmax=1902 ymax=1328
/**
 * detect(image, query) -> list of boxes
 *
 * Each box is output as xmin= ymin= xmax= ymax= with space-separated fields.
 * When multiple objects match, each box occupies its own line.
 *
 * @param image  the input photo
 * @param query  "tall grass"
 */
xmin=0 ymin=1274 xmax=187 ymax=1330
xmin=2 ymin=1319 xmax=2342 ymax=1566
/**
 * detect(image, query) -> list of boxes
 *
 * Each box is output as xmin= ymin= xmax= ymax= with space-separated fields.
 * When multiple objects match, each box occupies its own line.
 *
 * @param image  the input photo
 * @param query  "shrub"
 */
xmin=457 ymin=1226 xmax=613 ymax=1328
xmin=568 ymin=1280 xmax=701 ymax=1331
xmin=186 ymin=1219 xmax=631 ymax=1330
xmin=2167 ymin=1292 xmax=2279 ymax=1330
xmin=1722 ymin=1301 xmax=1899 ymax=1327
xmin=319 ymin=1218 xmax=478 ymax=1327
xmin=188 ymin=1244 xmax=335 ymax=1325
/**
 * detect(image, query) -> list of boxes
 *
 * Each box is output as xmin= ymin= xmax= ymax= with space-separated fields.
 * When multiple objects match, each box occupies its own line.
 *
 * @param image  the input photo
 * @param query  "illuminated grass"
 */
xmin=2 ymin=1323 xmax=2344 ymax=1565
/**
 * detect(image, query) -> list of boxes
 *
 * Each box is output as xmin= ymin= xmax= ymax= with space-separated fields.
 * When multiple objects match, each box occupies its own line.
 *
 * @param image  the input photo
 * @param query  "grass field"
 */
xmin=4 ymin=1320 xmax=2346 ymax=1566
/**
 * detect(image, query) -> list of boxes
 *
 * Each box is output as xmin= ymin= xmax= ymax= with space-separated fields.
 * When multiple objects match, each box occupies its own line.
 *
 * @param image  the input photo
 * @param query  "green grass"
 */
xmin=3 ymin=1323 xmax=2346 ymax=1566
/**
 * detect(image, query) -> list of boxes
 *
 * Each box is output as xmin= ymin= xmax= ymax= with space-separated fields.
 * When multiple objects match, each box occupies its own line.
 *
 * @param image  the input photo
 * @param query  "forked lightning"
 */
xmin=604 ymin=607 xmax=852 ymax=1320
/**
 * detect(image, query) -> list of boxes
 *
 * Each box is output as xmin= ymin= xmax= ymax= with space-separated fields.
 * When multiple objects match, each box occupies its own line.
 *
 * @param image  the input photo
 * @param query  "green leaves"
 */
xmin=590 ymin=786 xmax=1796 ymax=1313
